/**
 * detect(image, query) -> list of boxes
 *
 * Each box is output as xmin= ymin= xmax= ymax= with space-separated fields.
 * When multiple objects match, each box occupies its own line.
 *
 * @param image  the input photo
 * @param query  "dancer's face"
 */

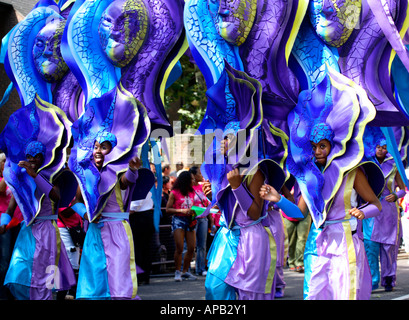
xmin=311 ymin=139 xmax=331 ymax=166
xmin=26 ymin=153 xmax=44 ymax=172
xmin=33 ymin=20 xmax=68 ymax=82
xmin=208 ymin=0 xmax=257 ymax=46
xmin=93 ymin=141 xmax=113 ymax=169
xmin=375 ymin=144 xmax=387 ymax=161
xmin=308 ymin=0 xmax=361 ymax=47
xmin=99 ymin=0 xmax=148 ymax=67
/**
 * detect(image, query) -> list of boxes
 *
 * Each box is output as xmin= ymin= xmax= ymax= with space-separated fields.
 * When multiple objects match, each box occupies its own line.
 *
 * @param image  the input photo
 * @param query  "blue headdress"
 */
xmin=25 ymin=141 xmax=46 ymax=158
xmin=95 ymin=131 xmax=117 ymax=149
xmin=310 ymin=122 xmax=334 ymax=145
xmin=0 ymin=2 xmax=75 ymax=225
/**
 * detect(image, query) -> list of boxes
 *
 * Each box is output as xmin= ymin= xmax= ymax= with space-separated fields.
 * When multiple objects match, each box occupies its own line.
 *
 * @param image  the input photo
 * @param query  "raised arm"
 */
xmin=120 ymin=156 xmax=142 ymax=190
xmin=260 ymin=184 xmax=307 ymax=220
xmin=228 ymin=168 xmax=265 ymax=221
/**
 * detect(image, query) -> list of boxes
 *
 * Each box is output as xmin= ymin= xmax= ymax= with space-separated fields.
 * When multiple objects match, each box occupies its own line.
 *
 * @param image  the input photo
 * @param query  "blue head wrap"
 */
xmin=25 ymin=141 xmax=46 ymax=158
xmin=95 ymin=131 xmax=117 ymax=149
xmin=223 ymin=121 xmax=240 ymax=137
xmin=310 ymin=122 xmax=334 ymax=145
xmin=377 ymin=138 xmax=387 ymax=147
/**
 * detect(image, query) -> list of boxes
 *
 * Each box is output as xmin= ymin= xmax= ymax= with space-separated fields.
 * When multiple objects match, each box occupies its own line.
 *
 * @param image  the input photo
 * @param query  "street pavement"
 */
xmin=137 ymin=248 xmax=409 ymax=301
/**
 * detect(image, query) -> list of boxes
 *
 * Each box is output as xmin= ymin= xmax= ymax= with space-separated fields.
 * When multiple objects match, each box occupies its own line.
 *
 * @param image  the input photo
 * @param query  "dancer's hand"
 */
xmin=18 ymin=161 xmax=37 ymax=178
xmin=349 ymin=207 xmax=365 ymax=220
xmin=129 ymin=156 xmax=142 ymax=171
xmin=202 ymin=179 xmax=212 ymax=197
xmin=259 ymin=184 xmax=281 ymax=203
xmin=385 ymin=193 xmax=397 ymax=202
xmin=227 ymin=168 xmax=242 ymax=189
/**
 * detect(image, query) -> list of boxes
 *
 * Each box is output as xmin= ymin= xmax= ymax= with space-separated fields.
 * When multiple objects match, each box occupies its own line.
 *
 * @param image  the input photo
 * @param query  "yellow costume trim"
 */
xmin=264 ymin=226 xmax=277 ymax=294
xmin=123 ymin=220 xmax=138 ymax=298
xmin=52 ymin=220 xmax=62 ymax=289
xmin=159 ymin=36 xmax=189 ymax=105
xmin=285 ymin=0 xmax=309 ymax=65
xmin=341 ymin=169 xmax=358 ymax=300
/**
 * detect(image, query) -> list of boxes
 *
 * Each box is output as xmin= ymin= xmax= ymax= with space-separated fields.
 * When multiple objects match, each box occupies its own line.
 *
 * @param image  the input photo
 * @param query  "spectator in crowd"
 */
xmin=283 ymin=182 xmax=311 ymax=273
xmin=162 ymin=163 xmax=171 ymax=177
xmin=161 ymin=175 xmax=172 ymax=224
xmin=166 ymin=171 xmax=197 ymax=281
xmin=170 ymin=161 xmax=184 ymax=177
xmin=190 ymin=166 xmax=210 ymax=276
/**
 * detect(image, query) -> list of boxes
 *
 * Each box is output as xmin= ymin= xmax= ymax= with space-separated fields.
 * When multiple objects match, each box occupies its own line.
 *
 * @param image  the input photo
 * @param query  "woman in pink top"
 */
xmin=190 ymin=166 xmax=211 ymax=276
xmin=166 ymin=171 xmax=197 ymax=281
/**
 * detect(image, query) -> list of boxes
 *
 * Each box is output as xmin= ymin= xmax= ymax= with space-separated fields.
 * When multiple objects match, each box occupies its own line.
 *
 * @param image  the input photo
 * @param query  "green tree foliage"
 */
xmin=164 ymin=53 xmax=207 ymax=131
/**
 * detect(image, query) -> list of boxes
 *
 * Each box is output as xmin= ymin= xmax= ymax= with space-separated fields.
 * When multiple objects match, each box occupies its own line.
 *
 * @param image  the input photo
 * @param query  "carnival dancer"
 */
xmin=0 ymin=2 xmax=79 ymax=299
xmin=70 ymin=132 xmax=145 ymax=300
xmin=273 ymin=67 xmax=385 ymax=300
xmin=1 ymin=139 xmax=76 ymax=300
xmin=362 ymin=134 xmax=406 ymax=291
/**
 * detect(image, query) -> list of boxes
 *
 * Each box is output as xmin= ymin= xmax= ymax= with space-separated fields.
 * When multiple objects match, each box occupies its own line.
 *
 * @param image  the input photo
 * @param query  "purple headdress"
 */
xmin=287 ymin=66 xmax=382 ymax=228
xmin=200 ymin=63 xmax=286 ymax=225
xmin=0 ymin=2 xmax=75 ymax=225
xmin=62 ymin=0 xmax=187 ymax=220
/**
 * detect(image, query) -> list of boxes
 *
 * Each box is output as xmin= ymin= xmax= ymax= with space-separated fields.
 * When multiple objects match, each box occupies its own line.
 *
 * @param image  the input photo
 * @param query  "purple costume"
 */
xmin=305 ymin=168 xmax=374 ymax=300
xmin=363 ymin=156 xmax=403 ymax=289
xmin=265 ymin=206 xmax=287 ymax=293
xmin=206 ymin=160 xmax=285 ymax=300
xmin=287 ymin=67 xmax=385 ymax=300
xmin=76 ymin=170 xmax=140 ymax=300
xmin=0 ymin=2 xmax=77 ymax=299
xmin=4 ymin=193 xmax=76 ymax=300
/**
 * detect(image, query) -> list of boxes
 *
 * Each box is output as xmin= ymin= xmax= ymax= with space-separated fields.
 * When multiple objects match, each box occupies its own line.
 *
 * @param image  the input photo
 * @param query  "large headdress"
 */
xmin=0 ymin=2 xmax=74 ymax=225
xmin=287 ymin=66 xmax=382 ymax=228
xmin=199 ymin=63 xmax=286 ymax=225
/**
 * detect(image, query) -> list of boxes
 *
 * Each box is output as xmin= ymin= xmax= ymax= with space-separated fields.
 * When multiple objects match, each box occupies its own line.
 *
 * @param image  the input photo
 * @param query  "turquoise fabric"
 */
xmin=76 ymin=223 xmax=110 ymax=299
xmin=4 ymin=223 xmax=36 ymax=291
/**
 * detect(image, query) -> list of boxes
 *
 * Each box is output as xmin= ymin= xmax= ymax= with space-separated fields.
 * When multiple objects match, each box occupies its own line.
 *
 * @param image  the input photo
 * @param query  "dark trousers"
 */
xmin=129 ymin=209 xmax=155 ymax=284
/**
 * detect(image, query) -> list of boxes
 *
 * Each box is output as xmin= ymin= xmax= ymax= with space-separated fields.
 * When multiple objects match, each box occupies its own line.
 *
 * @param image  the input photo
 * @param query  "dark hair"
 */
xmin=189 ymin=166 xmax=199 ymax=175
xmin=172 ymin=171 xmax=193 ymax=196
xmin=162 ymin=164 xmax=170 ymax=172
xmin=162 ymin=175 xmax=170 ymax=185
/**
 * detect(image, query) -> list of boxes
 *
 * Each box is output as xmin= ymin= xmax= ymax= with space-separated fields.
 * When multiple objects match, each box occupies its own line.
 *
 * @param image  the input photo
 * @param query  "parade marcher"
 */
xmin=2 ymin=140 xmax=76 ymax=300
xmin=363 ymin=139 xmax=406 ymax=291
xmin=280 ymin=68 xmax=385 ymax=300
xmin=71 ymin=134 xmax=145 ymax=300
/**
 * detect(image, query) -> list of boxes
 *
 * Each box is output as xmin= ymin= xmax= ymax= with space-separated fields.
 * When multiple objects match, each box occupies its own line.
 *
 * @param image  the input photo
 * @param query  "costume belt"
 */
xmin=320 ymin=216 xmax=357 ymax=234
xmin=33 ymin=214 xmax=58 ymax=224
xmin=99 ymin=212 xmax=130 ymax=223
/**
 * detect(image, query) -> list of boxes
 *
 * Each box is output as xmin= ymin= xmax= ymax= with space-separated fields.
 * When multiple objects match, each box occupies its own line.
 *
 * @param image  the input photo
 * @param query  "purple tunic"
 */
xmin=306 ymin=168 xmax=372 ymax=300
xmin=5 ymin=196 xmax=76 ymax=300
xmin=223 ymin=183 xmax=277 ymax=299
xmin=76 ymin=172 xmax=139 ymax=300
xmin=370 ymin=159 xmax=402 ymax=246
